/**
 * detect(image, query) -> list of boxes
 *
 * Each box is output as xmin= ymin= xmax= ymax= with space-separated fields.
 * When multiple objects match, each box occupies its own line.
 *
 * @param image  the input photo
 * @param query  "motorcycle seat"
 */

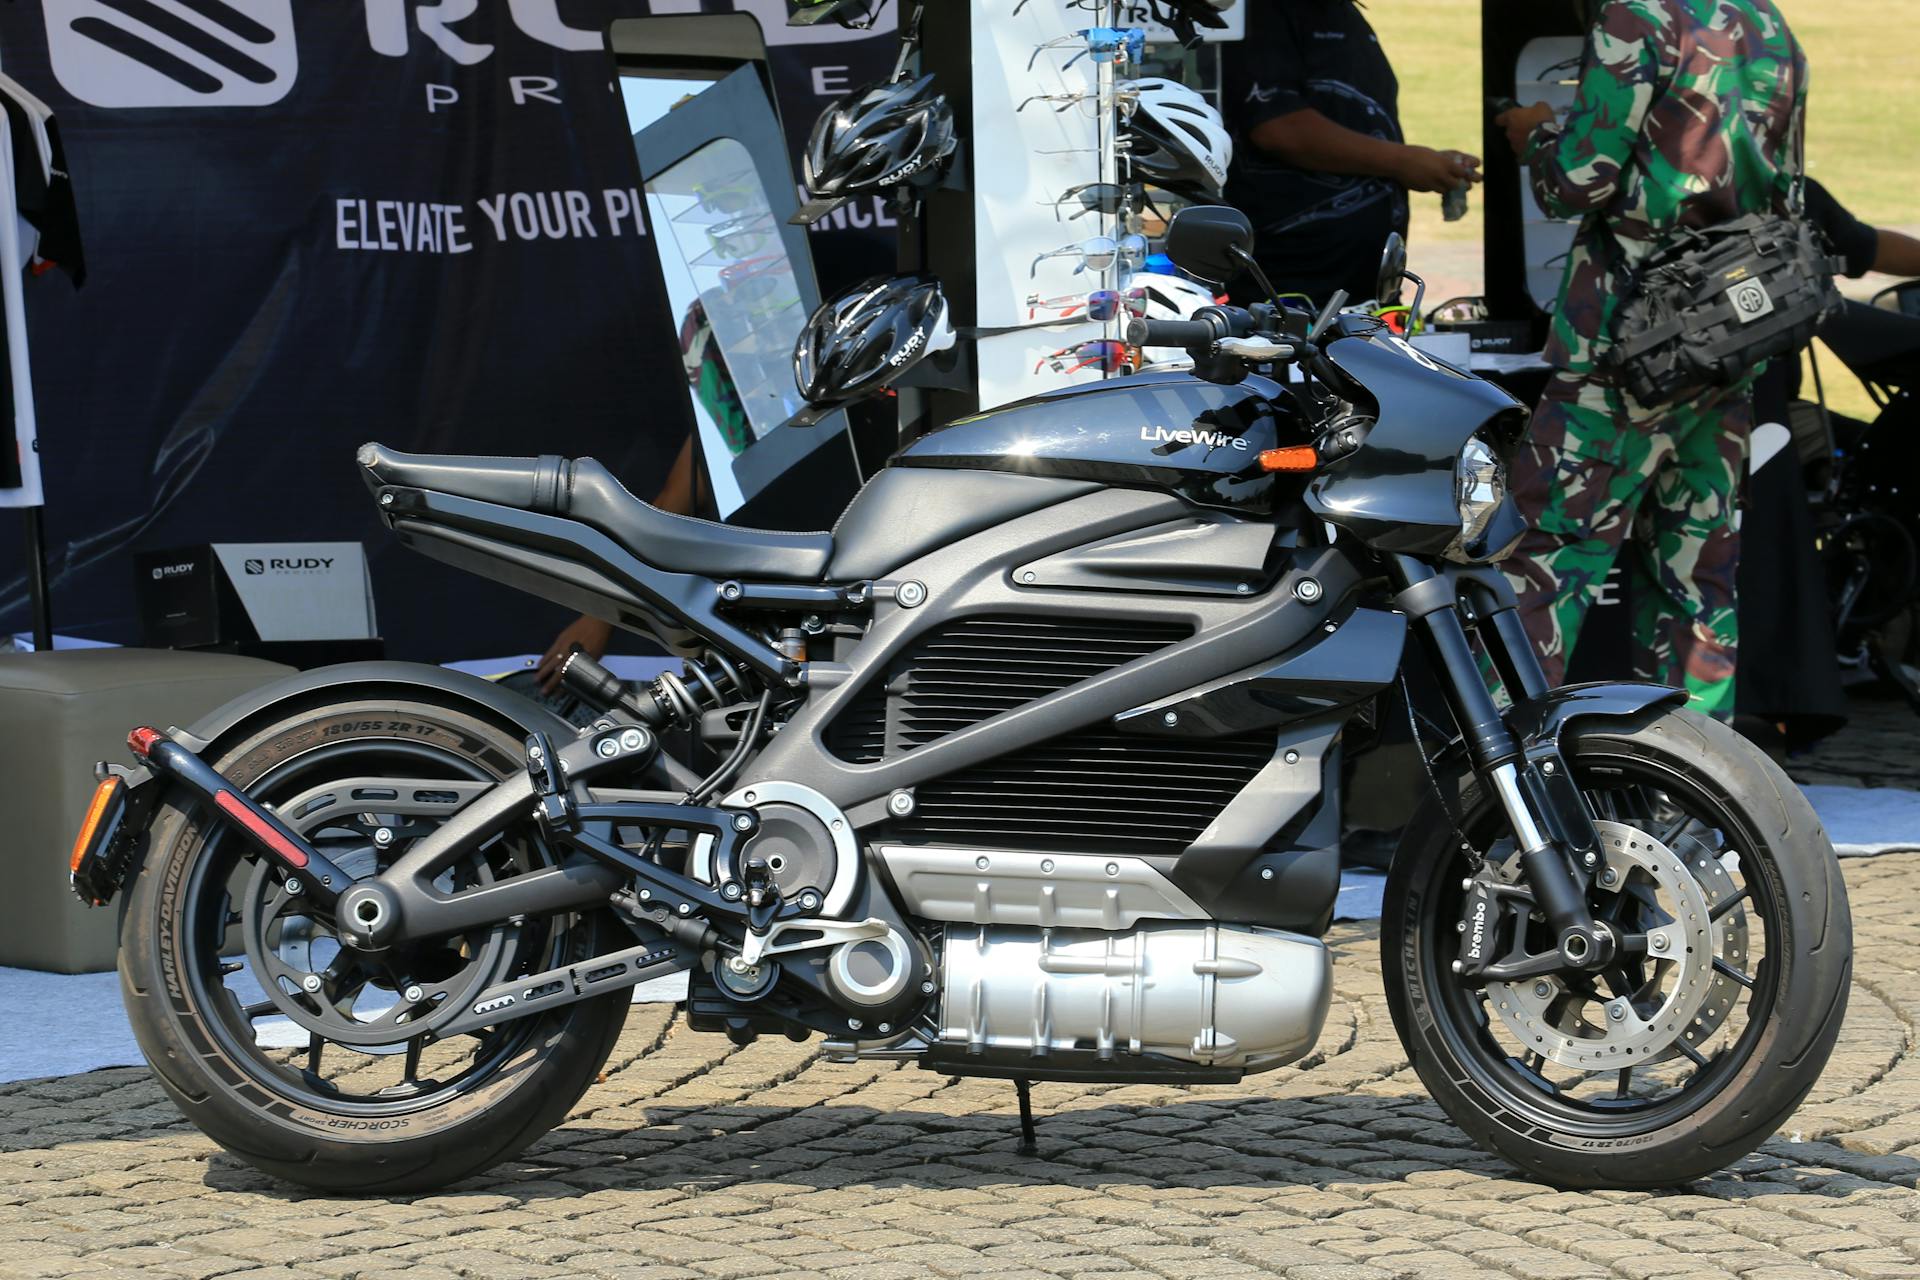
xmin=358 ymin=443 xmax=833 ymax=582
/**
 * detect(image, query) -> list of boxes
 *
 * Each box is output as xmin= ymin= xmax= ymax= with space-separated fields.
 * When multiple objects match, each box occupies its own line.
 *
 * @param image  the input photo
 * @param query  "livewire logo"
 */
xmin=44 ymin=0 xmax=298 ymax=108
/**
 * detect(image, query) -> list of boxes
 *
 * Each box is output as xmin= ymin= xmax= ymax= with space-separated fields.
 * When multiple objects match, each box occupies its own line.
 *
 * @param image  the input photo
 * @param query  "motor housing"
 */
xmin=935 ymin=922 xmax=1330 ymax=1073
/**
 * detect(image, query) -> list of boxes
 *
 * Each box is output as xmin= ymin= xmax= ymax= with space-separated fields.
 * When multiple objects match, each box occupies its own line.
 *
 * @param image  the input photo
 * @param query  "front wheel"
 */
xmin=119 ymin=696 xmax=631 ymax=1193
xmin=1383 ymin=706 xmax=1852 ymax=1188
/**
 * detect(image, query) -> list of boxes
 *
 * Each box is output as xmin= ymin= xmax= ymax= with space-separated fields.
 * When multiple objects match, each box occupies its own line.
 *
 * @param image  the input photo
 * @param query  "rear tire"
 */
xmin=1382 ymin=706 xmax=1851 ymax=1188
xmin=119 ymin=696 xmax=631 ymax=1193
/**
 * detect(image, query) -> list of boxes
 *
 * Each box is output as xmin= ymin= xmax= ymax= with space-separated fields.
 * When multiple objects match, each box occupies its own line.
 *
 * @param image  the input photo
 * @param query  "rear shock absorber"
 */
xmin=561 ymin=648 xmax=755 ymax=731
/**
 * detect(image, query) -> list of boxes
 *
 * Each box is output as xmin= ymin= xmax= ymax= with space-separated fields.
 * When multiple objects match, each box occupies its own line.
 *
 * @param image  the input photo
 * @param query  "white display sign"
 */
xmin=209 ymin=542 xmax=377 ymax=642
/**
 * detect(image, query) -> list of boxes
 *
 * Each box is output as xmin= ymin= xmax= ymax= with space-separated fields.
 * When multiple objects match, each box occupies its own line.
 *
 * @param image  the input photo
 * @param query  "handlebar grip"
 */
xmin=1126 ymin=317 xmax=1218 ymax=348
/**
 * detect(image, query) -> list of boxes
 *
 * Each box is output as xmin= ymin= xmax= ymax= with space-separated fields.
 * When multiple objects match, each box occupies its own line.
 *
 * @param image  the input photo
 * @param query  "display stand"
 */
xmin=1480 ymin=0 xmax=1583 ymax=333
xmin=906 ymin=0 xmax=1241 ymax=436
xmin=1 ymin=121 xmax=52 ymax=651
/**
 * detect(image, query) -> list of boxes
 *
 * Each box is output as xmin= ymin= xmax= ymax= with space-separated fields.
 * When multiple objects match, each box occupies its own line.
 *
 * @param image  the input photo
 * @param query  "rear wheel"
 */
xmin=1383 ymin=707 xmax=1851 ymax=1188
xmin=119 ymin=697 xmax=630 ymax=1193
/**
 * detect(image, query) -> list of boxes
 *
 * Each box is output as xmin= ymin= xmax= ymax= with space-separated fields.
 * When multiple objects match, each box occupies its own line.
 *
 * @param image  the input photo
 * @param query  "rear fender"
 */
xmin=84 ymin=662 xmax=582 ymax=906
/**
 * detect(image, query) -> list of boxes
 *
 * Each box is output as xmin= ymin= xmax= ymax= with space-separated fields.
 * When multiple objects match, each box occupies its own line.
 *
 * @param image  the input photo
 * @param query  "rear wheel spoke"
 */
xmin=403 ymin=1036 xmax=425 ymax=1084
xmin=306 ymin=1037 xmax=325 ymax=1075
xmin=240 ymin=999 xmax=279 ymax=1021
xmin=1712 ymin=957 xmax=1754 ymax=989
xmin=1709 ymin=885 xmax=1751 ymax=922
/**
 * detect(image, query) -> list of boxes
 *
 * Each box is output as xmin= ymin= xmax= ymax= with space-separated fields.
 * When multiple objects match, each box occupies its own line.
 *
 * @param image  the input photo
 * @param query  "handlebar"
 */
xmin=1125 ymin=316 xmax=1221 ymax=348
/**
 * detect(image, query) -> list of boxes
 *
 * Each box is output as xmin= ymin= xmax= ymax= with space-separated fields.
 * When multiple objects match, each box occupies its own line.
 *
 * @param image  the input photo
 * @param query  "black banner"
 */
xmin=0 ymin=0 xmax=896 ymax=659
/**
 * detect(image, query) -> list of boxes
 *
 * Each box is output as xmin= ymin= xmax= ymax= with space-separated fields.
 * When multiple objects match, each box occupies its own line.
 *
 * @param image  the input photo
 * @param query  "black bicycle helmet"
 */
xmin=801 ymin=74 xmax=957 ymax=205
xmin=793 ymin=275 xmax=955 ymax=411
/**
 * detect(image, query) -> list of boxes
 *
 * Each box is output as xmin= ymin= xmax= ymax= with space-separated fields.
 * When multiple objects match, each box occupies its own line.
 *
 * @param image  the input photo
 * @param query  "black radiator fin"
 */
xmin=825 ymin=615 xmax=1190 ymax=763
xmin=889 ymin=728 xmax=1275 ymax=856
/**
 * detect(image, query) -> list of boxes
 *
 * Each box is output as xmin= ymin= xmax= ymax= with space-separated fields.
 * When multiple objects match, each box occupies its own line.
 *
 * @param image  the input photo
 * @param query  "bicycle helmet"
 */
xmin=800 ymin=74 xmax=956 ymax=211
xmin=794 ymin=275 xmax=955 ymax=411
xmin=1137 ymin=272 xmax=1222 ymax=321
xmin=1122 ymin=79 xmax=1233 ymax=197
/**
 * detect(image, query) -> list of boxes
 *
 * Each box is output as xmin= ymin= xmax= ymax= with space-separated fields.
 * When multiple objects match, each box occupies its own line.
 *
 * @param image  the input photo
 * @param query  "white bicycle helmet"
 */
xmin=1136 ymin=271 xmax=1221 ymax=321
xmin=1121 ymin=79 xmax=1233 ymax=198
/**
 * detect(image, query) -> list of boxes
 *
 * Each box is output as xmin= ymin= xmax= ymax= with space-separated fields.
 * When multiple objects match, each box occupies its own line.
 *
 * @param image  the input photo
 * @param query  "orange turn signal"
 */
xmin=1258 ymin=446 xmax=1319 ymax=473
xmin=69 ymin=776 xmax=123 ymax=876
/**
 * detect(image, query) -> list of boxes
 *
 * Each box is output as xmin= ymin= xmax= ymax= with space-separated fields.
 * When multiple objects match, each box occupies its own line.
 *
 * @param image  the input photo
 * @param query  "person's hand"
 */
xmin=1495 ymin=102 xmax=1557 ymax=155
xmin=535 ymin=615 xmax=613 ymax=694
xmin=1397 ymin=146 xmax=1482 ymax=194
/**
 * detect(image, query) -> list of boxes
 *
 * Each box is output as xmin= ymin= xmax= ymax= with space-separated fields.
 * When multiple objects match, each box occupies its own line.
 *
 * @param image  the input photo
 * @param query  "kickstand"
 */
xmin=1014 ymin=1078 xmax=1038 ymax=1156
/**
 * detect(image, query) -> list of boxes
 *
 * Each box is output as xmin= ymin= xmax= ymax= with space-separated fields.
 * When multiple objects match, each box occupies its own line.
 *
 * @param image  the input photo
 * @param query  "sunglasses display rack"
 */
xmin=892 ymin=0 xmax=1242 ymax=430
xmin=953 ymin=0 xmax=1133 ymax=404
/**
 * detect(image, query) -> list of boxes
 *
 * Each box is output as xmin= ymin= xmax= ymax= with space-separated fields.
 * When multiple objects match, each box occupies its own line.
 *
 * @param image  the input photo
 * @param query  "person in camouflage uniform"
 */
xmin=1493 ymin=0 xmax=1806 ymax=718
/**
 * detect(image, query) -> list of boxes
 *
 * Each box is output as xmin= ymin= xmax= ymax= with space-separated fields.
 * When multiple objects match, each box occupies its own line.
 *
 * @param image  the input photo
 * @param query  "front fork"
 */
xmin=1385 ymin=554 xmax=1616 ymax=974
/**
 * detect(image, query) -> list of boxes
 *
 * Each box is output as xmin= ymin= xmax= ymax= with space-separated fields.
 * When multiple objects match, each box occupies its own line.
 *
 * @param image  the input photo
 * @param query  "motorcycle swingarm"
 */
xmin=127 ymin=722 xmax=825 ymax=949
xmin=433 ymin=934 xmax=695 ymax=1039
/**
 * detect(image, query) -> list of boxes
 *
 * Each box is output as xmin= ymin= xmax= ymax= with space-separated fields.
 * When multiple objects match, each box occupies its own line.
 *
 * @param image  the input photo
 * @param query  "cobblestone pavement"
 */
xmin=1781 ymin=693 xmax=1920 ymax=792
xmin=0 ymin=841 xmax=1914 ymax=1280
xmin=5 ymin=690 xmax=1917 ymax=1280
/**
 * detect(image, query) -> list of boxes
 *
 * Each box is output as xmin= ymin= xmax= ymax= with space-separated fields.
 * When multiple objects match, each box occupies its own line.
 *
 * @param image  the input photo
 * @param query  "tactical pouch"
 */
xmin=1603 ymin=213 xmax=1841 ymax=408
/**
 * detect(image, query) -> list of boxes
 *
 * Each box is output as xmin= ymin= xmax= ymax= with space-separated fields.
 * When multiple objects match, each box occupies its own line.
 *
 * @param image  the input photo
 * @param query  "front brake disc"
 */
xmin=1666 ymin=824 xmax=1750 ymax=1054
xmin=1486 ymin=820 xmax=1715 ymax=1072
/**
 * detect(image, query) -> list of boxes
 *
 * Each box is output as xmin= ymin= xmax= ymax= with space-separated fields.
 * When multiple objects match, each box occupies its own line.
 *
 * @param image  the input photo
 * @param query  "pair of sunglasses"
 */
xmin=719 ymin=253 xmax=792 ymax=287
xmin=1016 ymin=85 xmax=1142 ymax=120
xmin=1027 ymin=27 xmax=1145 ymax=73
xmin=703 ymin=210 xmax=773 ymax=261
xmin=1045 ymin=181 xmax=1145 ymax=222
xmin=1029 ymin=231 xmax=1150 ymax=278
xmin=1027 ymin=287 xmax=1149 ymax=323
xmin=1034 ymin=338 xmax=1133 ymax=375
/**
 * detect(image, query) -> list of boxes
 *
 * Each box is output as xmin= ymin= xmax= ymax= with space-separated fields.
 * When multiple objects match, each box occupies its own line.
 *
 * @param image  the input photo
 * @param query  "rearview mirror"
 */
xmin=1872 ymin=280 xmax=1920 ymax=320
xmin=1163 ymin=205 xmax=1255 ymax=285
xmin=1377 ymin=232 xmax=1407 ymax=306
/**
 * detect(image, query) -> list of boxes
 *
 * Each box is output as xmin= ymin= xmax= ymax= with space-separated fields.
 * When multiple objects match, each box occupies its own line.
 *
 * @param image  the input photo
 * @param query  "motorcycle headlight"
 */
xmin=1445 ymin=437 xmax=1510 ymax=563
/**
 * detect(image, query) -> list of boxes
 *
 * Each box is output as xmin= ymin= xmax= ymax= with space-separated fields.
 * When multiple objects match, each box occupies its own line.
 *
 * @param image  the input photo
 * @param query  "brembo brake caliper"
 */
xmin=1451 ymin=854 xmax=1535 ymax=982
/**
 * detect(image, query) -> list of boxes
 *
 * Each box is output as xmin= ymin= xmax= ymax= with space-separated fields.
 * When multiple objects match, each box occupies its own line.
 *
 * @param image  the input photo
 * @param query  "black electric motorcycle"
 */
xmin=72 ymin=209 xmax=1850 ymax=1193
xmin=1816 ymin=283 xmax=1920 ymax=706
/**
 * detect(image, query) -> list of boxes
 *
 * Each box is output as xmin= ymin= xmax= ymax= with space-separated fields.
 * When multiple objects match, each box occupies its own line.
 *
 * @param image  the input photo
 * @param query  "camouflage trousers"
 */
xmin=1500 ymin=372 xmax=1751 ymax=719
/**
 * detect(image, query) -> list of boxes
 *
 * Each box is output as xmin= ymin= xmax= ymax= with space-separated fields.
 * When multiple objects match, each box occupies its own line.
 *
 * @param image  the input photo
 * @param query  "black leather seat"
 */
xmin=358 ymin=443 xmax=833 ymax=582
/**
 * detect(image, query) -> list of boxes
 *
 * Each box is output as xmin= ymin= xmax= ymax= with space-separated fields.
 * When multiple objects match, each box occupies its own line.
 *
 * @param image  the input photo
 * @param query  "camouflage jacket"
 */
xmin=1523 ymin=0 xmax=1807 ymax=377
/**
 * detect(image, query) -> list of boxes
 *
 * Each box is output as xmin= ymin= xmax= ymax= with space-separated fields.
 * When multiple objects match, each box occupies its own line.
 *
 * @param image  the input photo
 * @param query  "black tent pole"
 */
xmin=23 ymin=504 xmax=51 ymax=651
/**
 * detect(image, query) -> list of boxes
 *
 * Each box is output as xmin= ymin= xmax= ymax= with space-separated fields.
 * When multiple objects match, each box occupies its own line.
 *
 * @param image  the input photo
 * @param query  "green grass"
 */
xmin=1372 ymin=0 xmax=1919 ymax=418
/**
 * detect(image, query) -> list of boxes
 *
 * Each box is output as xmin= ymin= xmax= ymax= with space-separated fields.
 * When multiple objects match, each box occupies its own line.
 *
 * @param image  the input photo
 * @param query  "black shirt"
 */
xmin=1805 ymin=178 xmax=1878 ymax=279
xmin=1220 ymin=0 xmax=1406 ymax=306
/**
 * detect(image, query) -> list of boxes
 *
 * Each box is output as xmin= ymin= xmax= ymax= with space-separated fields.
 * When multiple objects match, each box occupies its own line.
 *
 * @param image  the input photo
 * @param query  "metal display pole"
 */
xmin=22 ymin=504 xmax=50 ymax=651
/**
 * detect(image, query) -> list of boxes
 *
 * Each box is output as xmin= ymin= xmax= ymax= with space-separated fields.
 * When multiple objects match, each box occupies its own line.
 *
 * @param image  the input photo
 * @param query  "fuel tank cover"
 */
xmin=898 ymin=372 xmax=1315 ymax=514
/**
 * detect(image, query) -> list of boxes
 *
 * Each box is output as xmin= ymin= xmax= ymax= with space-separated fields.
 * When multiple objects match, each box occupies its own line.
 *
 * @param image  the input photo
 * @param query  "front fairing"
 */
xmin=1305 ymin=330 xmax=1526 ymax=557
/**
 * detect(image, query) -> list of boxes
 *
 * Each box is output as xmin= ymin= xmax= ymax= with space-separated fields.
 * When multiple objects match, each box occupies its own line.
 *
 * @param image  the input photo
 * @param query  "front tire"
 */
xmin=119 ymin=696 xmax=631 ymax=1193
xmin=1383 ymin=706 xmax=1852 ymax=1188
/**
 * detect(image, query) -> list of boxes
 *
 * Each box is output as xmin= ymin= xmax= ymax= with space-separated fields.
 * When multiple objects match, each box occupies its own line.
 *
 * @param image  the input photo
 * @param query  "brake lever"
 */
xmin=1215 ymin=336 xmax=1299 ymax=362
